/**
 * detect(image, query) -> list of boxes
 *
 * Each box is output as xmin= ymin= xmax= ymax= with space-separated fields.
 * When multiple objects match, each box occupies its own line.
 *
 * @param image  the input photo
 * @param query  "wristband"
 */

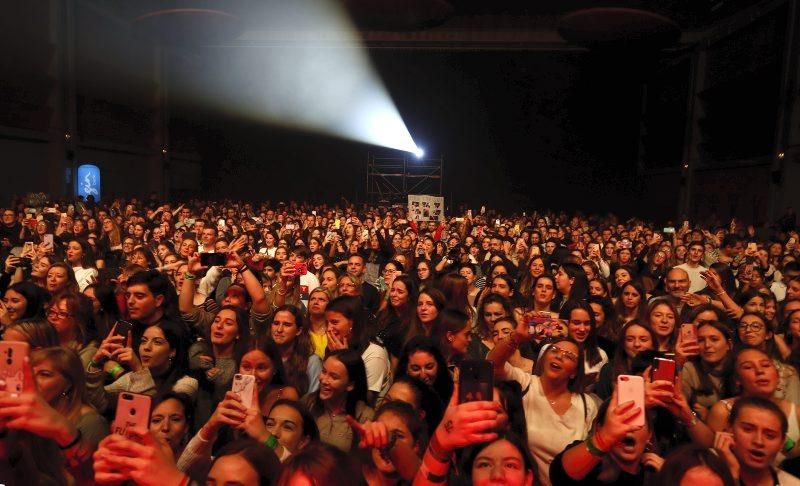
xmin=107 ymin=364 xmax=124 ymax=380
xmin=786 ymin=438 xmax=796 ymax=452
xmin=183 ymin=272 xmax=196 ymax=281
xmin=263 ymin=434 xmax=278 ymax=450
xmin=238 ymin=265 xmax=248 ymax=274
xmin=585 ymin=434 xmax=607 ymax=457
xmin=59 ymin=429 xmax=82 ymax=450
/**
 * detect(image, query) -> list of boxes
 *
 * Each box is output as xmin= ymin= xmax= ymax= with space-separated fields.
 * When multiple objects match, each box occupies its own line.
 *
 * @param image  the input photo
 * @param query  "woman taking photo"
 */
xmin=87 ymin=319 xmax=198 ymax=413
xmin=489 ymin=330 xmax=597 ymax=486
xmin=302 ymin=349 xmax=374 ymax=451
xmin=190 ymin=305 xmax=251 ymax=428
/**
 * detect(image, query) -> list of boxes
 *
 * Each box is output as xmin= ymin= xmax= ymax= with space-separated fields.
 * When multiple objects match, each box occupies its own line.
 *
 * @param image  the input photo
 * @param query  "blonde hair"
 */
xmin=30 ymin=347 xmax=91 ymax=423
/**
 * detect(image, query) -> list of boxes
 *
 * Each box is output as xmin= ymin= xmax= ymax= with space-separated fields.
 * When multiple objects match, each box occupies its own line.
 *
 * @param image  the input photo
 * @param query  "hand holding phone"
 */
xmin=113 ymin=392 xmax=152 ymax=440
xmin=231 ymin=374 xmax=257 ymax=409
xmin=616 ymin=375 xmax=645 ymax=427
xmin=0 ymin=341 xmax=29 ymax=395
xmin=458 ymin=360 xmax=493 ymax=403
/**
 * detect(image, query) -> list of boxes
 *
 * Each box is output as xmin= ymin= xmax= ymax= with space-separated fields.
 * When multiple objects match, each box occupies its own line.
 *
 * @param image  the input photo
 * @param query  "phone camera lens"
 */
xmin=130 ymin=408 xmax=137 ymax=416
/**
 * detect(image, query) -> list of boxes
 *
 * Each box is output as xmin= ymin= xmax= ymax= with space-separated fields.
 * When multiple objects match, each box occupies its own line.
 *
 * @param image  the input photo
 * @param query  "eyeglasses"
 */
xmin=548 ymin=344 xmax=578 ymax=362
xmin=740 ymin=322 xmax=765 ymax=332
xmin=47 ymin=308 xmax=73 ymax=319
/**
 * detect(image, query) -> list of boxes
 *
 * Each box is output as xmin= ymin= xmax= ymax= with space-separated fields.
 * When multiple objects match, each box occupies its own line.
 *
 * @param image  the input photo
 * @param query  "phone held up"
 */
xmin=113 ymin=392 xmax=152 ymax=441
xmin=617 ymin=375 xmax=646 ymax=427
xmin=0 ymin=341 xmax=29 ymax=395
xmin=458 ymin=359 xmax=493 ymax=403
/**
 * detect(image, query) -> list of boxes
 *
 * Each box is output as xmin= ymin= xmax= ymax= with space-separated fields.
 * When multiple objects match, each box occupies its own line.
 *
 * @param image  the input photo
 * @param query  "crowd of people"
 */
xmin=1 ymin=194 xmax=800 ymax=485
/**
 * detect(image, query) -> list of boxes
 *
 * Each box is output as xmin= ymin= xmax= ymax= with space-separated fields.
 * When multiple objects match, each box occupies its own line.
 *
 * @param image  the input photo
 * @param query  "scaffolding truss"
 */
xmin=366 ymin=152 xmax=443 ymax=203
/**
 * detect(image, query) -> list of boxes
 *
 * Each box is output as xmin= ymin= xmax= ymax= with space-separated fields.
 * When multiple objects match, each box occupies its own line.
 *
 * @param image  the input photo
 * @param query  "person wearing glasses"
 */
xmin=488 ymin=313 xmax=598 ymax=486
xmin=735 ymin=312 xmax=800 ymax=404
xmin=47 ymin=292 xmax=98 ymax=368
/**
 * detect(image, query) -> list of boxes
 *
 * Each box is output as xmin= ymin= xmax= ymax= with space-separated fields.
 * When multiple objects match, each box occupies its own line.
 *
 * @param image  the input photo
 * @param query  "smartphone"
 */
xmin=200 ymin=252 xmax=226 ymax=267
xmin=526 ymin=314 xmax=569 ymax=340
xmin=334 ymin=219 xmax=341 ymax=230
xmin=455 ymin=217 xmax=465 ymax=223
xmin=747 ymin=242 xmax=757 ymax=253
xmin=295 ymin=262 xmax=308 ymax=276
xmin=217 ymin=218 xmax=226 ymax=228
xmin=22 ymin=241 xmax=34 ymax=255
xmin=0 ymin=341 xmax=29 ymax=395
xmin=311 ymin=210 xmax=317 ymax=216
xmin=663 ymin=227 xmax=675 ymax=234
xmin=588 ymin=243 xmax=599 ymax=253
xmin=43 ymin=233 xmax=54 ymax=248
xmin=651 ymin=357 xmax=677 ymax=383
xmin=113 ymin=320 xmax=135 ymax=339
xmin=113 ymin=392 xmax=152 ymax=440
xmin=362 ymin=229 xmax=370 ymax=240
xmin=458 ymin=360 xmax=493 ymax=403
xmin=232 ymin=373 xmax=257 ymax=409
xmin=680 ymin=323 xmax=697 ymax=345
xmin=617 ymin=375 xmax=646 ymax=427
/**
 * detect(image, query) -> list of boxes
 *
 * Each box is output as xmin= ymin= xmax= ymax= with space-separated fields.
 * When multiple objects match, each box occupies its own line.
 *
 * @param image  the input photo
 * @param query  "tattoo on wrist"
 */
xmin=444 ymin=420 xmax=453 ymax=433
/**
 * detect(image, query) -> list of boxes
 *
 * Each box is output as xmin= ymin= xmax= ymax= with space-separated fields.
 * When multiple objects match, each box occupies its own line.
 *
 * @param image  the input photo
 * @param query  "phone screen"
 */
xmin=459 ymin=360 xmax=493 ymax=403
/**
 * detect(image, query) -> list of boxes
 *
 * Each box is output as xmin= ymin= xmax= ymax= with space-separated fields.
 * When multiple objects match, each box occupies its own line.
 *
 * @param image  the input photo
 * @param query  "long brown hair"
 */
xmin=268 ymin=305 xmax=314 ymax=394
xmin=30 ymin=347 xmax=91 ymax=424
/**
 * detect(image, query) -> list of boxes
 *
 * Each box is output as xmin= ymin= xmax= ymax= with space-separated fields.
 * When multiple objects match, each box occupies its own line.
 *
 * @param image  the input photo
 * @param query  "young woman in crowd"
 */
xmin=302 ymin=349 xmax=374 ymax=451
xmin=395 ymin=336 xmax=453 ymax=404
xmin=408 ymin=286 xmax=445 ymax=340
xmin=149 ymin=391 xmax=193 ymax=460
xmin=325 ymin=295 xmax=391 ymax=404
xmin=470 ymin=292 xmax=513 ymax=360
xmin=646 ymin=299 xmax=679 ymax=353
xmin=65 ymin=238 xmax=98 ymax=292
xmin=375 ymin=274 xmax=417 ymax=361
xmin=680 ymin=320 xmax=735 ymax=420
xmin=87 ymin=319 xmax=198 ymax=412
xmin=269 ymin=304 xmax=321 ymax=395
xmin=554 ymin=262 xmax=590 ymax=309
xmin=595 ymin=321 xmax=657 ymax=399
xmin=47 ymin=292 xmax=97 ymax=367
xmin=0 ymin=280 xmax=49 ymax=326
xmin=46 ymin=262 xmax=80 ymax=299
xmin=489 ymin=326 xmax=597 ymax=486
xmin=431 ymin=308 xmax=472 ymax=373
xmin=614 ymin=280 xmax=648 ymax=327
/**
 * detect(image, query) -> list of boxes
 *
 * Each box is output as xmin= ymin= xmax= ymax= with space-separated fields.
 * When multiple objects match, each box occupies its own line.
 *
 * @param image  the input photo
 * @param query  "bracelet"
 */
xmin=716 ymin=290 xmax=726 ymax=296
xmin=238 ymin=265 xmax=248 ymax=273
xmin=59 ymin=429 xmax=82 ymax=450
xmin=683 ymin=413 xmax=699 ymax=428
xmin=107 ymin=364 xmax=124 ymax=380
xmin=183 ymin=272 xmax=196 ymax=281
xmin=585 ymin=434 xmax=607 ymax=457
xmin=263 ymin=434 xmax=278 ymax=450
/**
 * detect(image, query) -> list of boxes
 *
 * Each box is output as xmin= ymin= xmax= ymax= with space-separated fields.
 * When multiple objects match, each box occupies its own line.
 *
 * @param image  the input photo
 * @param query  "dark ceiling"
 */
xmin=92 ymin=0 xmax=766 ymax=47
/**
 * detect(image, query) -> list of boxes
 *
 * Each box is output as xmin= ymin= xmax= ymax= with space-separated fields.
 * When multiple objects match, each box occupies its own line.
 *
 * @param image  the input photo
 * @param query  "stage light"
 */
xmin=168 ymin=0 xmax=422 ymax=155
xmin=414 ymin=147 xmax=425 ymax=158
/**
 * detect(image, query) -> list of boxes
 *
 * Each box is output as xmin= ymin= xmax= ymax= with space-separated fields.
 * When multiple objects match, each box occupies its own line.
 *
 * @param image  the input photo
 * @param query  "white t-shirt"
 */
xmin=362 ymin=342 xmax=391 ymax=398
xmin=72 ymin=266 xmax=98 ymax=292
xmin=298 ymin=272 xmax=320 ymax=308
xmin=500 ymin=363 xmax=597 ymax=486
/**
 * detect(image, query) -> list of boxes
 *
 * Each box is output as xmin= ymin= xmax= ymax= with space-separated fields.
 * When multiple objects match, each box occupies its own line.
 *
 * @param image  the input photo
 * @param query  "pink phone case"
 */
xmin=232 ymin=374 xmax=256 ymax=409
xmin=617 ymin=375 xmax=645 ymax=427
xmin=680 ymin=323 xmax=697 ymax=344
xmin=0 ymin=341 xmax=29 ymax=395
xmin=113 ymin=393 xmax=152 ymax=440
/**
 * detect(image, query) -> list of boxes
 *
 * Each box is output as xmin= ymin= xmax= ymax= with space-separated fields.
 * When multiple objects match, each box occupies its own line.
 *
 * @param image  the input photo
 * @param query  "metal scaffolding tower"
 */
xmin=365 ymin=152 xmax=443 ymax=203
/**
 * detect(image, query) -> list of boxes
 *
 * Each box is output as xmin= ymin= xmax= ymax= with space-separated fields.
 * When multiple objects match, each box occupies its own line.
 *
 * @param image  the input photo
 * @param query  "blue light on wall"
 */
xmin=77 ymin=164 xmax=101 ymax=200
